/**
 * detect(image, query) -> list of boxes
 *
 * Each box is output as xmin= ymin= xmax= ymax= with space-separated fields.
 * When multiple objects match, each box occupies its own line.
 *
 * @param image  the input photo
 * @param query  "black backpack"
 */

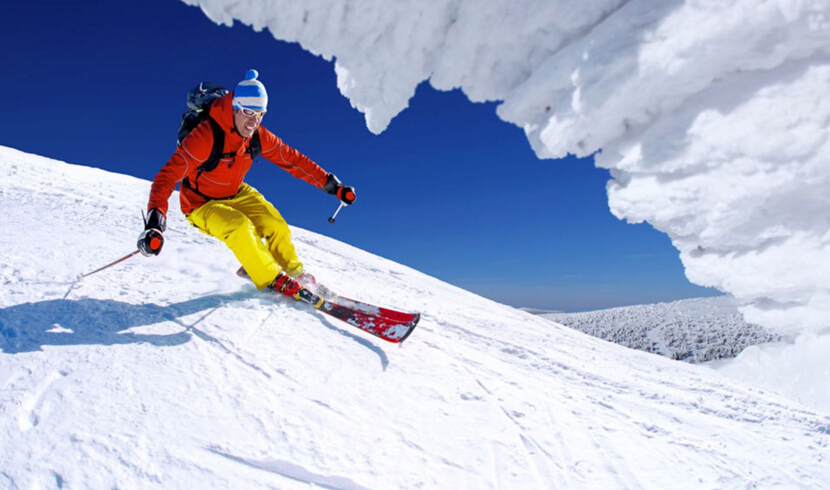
xmin=177 ymin=82 xmax=262 ymax=175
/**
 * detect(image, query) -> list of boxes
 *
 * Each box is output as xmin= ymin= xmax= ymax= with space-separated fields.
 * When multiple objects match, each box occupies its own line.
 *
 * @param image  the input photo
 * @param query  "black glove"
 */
xmin=137 ymin=209 xmax=166 ymax=256
xmin=324 ymin=173 xmax=356 ymax=205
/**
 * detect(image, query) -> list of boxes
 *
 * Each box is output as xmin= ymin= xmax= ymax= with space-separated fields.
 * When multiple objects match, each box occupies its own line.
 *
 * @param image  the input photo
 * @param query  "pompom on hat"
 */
xmin=232 ymin=69 xmax=268 ymax=111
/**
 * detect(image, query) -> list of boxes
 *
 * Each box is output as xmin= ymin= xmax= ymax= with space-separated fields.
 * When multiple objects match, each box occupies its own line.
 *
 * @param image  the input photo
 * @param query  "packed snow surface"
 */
xmin=2 ymin=147 xmax=829 ymax=488
xmin=182 ymin=0 xmax=830 ymax=339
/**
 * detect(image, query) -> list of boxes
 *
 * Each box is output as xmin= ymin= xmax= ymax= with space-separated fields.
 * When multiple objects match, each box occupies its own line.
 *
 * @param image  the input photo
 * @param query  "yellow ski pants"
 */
xmin=186 ymin=183 xmax=302 ymax=289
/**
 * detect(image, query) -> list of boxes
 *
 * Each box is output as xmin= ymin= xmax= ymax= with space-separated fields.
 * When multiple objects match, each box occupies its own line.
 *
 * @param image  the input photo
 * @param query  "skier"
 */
xmin=137 ymin=69 xmax=355 ymax=298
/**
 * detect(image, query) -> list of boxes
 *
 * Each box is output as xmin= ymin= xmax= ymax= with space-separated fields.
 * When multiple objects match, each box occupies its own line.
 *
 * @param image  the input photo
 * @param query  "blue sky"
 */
xmin=1 ymin=0 xmax=718 ymax=311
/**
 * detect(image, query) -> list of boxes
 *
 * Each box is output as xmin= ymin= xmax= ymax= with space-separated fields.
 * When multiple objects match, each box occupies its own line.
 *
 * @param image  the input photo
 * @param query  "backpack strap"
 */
xmin=247 ymin=131 xmax=262 ymax=160
xmin=181 ymin=178 xmax=239 ymax=201
xmin=205 ymin=118 xmax=260 ymax=167
xmin=181 ymin=118 xmax=260 ymax=202
xmin=181 ymin=116 xmax=232 ymax=199
xmin=203 ymin=117 xmax=228 ymax=173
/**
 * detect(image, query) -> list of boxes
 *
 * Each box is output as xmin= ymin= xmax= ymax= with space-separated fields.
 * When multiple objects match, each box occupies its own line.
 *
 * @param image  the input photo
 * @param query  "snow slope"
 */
xmin=541 ymin=298 xmax=830 ymax=413
xmin=540 ymin=296 xmax=780 ymax=363
xmin=1 ymin=146 xmax=829 ymax=489
xmin=182 ymin=0 xmax=830 ymax=339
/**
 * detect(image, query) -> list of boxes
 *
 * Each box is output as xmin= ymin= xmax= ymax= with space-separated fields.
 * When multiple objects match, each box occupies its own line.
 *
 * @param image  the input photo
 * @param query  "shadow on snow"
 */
xmin=0 ymin=290 xmax=390 ymax=370
xmin=0 ymin=292 xmax=254 ymax=354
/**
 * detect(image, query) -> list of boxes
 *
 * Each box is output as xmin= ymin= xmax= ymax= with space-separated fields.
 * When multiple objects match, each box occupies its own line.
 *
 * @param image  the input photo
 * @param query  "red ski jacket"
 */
xmin=148 ymin=93 xmax=329 ymax=216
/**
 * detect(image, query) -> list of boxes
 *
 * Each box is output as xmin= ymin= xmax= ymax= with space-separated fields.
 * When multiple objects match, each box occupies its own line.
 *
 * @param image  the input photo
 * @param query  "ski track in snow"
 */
xmin=1 ymin=146 xmax=829 ymax=488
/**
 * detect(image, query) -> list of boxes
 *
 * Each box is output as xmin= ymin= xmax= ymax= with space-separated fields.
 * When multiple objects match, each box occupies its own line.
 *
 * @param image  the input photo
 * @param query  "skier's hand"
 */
xmin=336 ymin=185 xmax=356 ymax=205
xmin=138 ymin=209 xmax=166 ymax=256
xmin=138 ymin=229 xmax=164 ymax=256
xmin=324 ymin=173 xmax=356 ymax=205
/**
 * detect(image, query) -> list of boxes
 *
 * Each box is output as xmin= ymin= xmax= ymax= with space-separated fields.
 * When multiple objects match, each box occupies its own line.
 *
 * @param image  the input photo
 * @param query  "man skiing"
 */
xmin=138 ymin=69 xmax=355 ymax=298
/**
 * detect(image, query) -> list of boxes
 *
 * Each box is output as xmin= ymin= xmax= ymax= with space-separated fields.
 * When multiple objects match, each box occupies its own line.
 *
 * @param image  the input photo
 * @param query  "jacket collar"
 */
xmin=209 ymin=93 xmax=237 ymax=134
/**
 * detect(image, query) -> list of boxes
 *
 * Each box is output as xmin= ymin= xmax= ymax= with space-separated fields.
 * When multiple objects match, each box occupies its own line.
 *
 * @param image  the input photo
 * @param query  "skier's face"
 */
xmin=234 ymin=109 xmax=263 ymax=138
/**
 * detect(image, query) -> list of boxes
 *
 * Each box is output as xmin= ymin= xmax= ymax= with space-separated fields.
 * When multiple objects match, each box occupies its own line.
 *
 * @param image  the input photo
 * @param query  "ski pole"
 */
xmin=79 ymin=250 xmax=141 ymax=279
xmin=328 ymin=202 xmax=346 ymax=224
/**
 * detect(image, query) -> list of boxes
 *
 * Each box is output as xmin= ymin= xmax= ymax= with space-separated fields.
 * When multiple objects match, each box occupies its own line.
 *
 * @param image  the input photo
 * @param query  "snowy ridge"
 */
xmin=1 ymin=146 xmax=829 ymax=488
xmin=540 ymin=297 xmax=781 ymax=363
xmin=181 ymin=0 xmax=830 ymax=338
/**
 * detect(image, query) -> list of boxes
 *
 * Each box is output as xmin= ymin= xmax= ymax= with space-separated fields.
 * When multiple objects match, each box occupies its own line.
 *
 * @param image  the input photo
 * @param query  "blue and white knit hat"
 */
xmin=232 ymin=69 xmax=268 ymax=111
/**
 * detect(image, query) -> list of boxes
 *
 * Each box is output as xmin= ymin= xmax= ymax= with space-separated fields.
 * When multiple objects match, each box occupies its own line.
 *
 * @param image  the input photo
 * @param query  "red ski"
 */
xmin=324 ymin=295 xmax=420 ymax=324
xmin=315 ymin=294 xmax=420 ymax=343
xmin=286 ymin=288 xmax=419 ymax=344
xmin=238 ymin=267 xmax=419 ymax=343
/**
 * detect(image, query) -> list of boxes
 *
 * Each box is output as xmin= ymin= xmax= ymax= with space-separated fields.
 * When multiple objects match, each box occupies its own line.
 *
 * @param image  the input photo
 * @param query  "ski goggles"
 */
xmin=239 ymin=107 xmax=267 ymax=118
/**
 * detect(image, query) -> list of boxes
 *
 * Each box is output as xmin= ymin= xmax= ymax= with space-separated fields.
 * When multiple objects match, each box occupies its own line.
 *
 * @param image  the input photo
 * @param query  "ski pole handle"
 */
xmin=328 ymin=202 xmax=346 ymax=224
